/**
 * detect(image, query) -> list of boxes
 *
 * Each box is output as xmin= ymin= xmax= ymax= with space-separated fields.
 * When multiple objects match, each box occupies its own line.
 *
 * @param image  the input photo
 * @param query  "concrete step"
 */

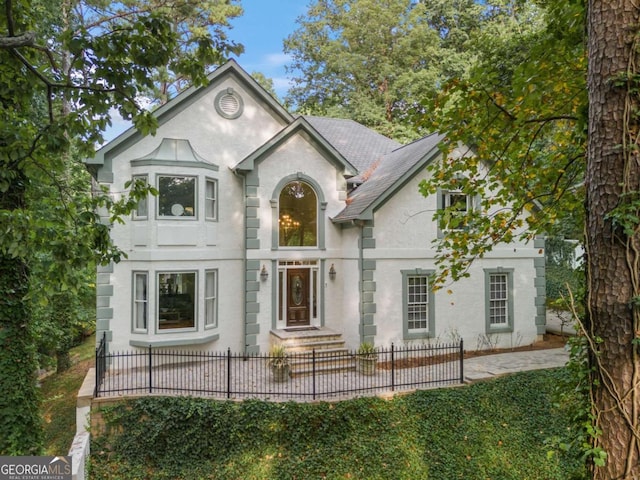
xmin=290 ymin=355 xmax=356 ymax=377
xmin=285 ymin=341 xmax=346 ymax=353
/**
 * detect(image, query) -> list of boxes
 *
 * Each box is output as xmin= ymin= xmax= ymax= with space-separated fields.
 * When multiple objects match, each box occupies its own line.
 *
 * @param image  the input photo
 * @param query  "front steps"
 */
xmin=270 ymin=328 xmax=355 ymax=377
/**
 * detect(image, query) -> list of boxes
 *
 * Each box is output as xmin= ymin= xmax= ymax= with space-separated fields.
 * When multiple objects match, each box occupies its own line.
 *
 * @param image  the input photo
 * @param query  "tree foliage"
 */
xmin=419 ymin=0 xmax=640 ymax=477
xmin=419 ymin=0 xmax=586 ymax=282
xmin=284 ymin=0 xmax=477 ymax=141
xmin=283 ymin=0 xmax=552 ymax=143
xmin=0 ymin=0 xmax=240 ymax=454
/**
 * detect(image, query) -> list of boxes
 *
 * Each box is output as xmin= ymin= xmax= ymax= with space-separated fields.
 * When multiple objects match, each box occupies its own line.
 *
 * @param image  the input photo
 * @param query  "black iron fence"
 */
xmin=94 ymin=335 xmax=464 ymax=400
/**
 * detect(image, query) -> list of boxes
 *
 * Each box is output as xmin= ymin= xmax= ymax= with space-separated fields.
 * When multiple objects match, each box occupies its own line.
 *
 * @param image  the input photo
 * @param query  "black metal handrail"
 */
xmin=94 ymin=332 xmax=107 ymax=397
xmin=94 ymin=340 xmax=464 ymax=400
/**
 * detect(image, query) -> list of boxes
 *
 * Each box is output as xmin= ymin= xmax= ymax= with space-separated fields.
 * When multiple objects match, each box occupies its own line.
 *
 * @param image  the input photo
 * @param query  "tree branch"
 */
xmin=0 ymin=31 xmax=36 ymax=48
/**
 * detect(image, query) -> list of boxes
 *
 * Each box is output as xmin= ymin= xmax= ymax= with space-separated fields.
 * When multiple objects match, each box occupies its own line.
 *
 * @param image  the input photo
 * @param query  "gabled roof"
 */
xmin=232 ymin=116 xmax=358 ymax=177
xmin=333 ymin=132 xmax=445 ymax=222
xmin=303 ymin=116 xmax=401 ymax=174
xmin=87 ymin=59 xmax=293 ymax=172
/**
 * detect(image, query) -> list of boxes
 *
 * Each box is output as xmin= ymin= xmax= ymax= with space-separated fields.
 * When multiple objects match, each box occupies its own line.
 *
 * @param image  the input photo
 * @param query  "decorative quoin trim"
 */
xmin=360 ymin=258 xmax=377 ymax=344
xmin=96 ymin=262 xmax=114 ymax=349
xmin=244 ymin=259 xmax=261 ymax=354
xmin=533 ymin=237 xmax=547 ymax=335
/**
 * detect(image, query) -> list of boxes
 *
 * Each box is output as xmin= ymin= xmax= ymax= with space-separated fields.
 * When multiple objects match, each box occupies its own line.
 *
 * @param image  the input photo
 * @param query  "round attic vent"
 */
xmin=214 ymin=88 xmax=244 ymax=119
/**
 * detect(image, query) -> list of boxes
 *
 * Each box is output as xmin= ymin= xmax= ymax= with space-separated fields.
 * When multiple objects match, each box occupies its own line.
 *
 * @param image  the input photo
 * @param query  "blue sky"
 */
xmin=229 ymin=0 xmax=306 ymax=99
xmin=106 ymin=1 xmax=304 ymax=140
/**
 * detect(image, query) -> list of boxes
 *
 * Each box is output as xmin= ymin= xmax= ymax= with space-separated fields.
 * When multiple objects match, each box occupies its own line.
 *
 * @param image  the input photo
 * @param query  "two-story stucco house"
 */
xmin=86 ymin=60 xmax=546 ymax=354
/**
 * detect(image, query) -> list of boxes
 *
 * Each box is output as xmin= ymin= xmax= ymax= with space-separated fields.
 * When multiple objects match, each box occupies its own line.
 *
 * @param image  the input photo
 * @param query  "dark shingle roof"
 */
xmin=303 ymin=116 xmax=401 ymax=174
xmin=334 ymin=132 xmax=445 ymax=222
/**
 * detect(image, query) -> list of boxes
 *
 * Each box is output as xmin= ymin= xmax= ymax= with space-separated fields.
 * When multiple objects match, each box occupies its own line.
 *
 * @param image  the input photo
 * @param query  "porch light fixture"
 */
xmin=329 ymin=263 xmax=336 ymax=280
xmin=260 ymin=265 xmax=269 ymax=281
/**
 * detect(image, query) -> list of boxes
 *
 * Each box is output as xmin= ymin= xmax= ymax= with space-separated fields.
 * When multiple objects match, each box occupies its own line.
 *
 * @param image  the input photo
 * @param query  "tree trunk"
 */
xmin=587 ymin=1 xmax=640 ymax=478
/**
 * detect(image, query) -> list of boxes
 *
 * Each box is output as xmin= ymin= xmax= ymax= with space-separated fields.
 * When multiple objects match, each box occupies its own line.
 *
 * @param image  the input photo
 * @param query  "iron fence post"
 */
xmin=312 ymin=349 xmax=316 ymax=401
xmin=148 ymin=344 xmax=152 ymax=393
xmin=391 ymin=343 xmax=395 ymax=392
xmin=227 ymin=348 xmax=231 ymax=399
xmin=459 ymin=339 xmax=464 ymax=383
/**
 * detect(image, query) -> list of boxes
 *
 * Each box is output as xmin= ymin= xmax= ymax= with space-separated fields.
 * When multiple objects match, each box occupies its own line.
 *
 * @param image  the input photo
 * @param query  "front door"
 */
xmin=287 ymin=268 xmax=310 ymax=327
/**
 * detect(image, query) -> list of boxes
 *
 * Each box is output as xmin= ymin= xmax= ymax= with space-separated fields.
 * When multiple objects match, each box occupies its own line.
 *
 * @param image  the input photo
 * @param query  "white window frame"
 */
xmin=204 ymin=270 xmax=218 ymax=329
xmin=484 ymin=268 xmax=514 ymax=333
xmin=440 ymin=190 xmax=472 ymax=231
xmin=157 ymin=271 xmax=198 ymax=332
xmin=205 ymin=178 xmax=218 ymax=221
xmin=132 ymin=272 xmax=148 ymax=333
xmin=401 ymin=269 xmax=435 ymax=339
xmin=156 ymin=174 xmax=198 ymax=220
xmin=132 ymin=175 xmax=148 ymax=220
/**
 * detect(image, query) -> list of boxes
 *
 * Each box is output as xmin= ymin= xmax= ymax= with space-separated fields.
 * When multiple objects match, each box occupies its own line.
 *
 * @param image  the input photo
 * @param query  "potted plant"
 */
xmin=357 ymin=342 xmax=377 ymax=375
xmin=268 ymin=344 xmax=290 ymax=382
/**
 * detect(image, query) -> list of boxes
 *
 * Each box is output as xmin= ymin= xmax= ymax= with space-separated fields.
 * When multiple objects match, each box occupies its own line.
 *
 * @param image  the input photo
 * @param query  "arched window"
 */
xmin=279 ymin=181 xmax=317 ymax=247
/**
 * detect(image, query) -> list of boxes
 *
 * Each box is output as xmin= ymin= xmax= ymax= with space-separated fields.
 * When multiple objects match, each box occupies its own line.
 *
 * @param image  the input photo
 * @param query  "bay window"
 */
xmin=158 ymin=272 xmax=196 ymax=330
xmin=158 ymin=175 xmax=196 ymax=218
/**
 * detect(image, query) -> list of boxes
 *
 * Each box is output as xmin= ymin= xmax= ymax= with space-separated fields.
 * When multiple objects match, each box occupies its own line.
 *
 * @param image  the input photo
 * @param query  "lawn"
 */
xmin=40 ymin=334 xmax=95 ymax=456
xmin=89 ymin=368 xmax=587 ymax=480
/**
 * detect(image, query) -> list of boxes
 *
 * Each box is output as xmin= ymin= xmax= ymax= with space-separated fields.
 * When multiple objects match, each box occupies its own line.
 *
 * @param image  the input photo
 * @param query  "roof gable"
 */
xmin=87 ymin=59 xmax=293 ymax=173
xmin=232 ymin=116 xmax=358 ymax=177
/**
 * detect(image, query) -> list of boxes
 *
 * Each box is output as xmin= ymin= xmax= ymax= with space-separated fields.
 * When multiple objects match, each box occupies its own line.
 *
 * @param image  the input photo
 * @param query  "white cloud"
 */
xmin=272 ymin=77 xmax=293 ymax=91
xmin=263 ymin=52 xmax=291 ymax=67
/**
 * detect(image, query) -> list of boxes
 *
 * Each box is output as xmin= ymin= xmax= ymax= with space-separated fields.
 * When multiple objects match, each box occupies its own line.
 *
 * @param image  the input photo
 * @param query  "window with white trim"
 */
xmin=440 ymin=190 xmax=472 ymax=231
xmin=402 ymin=269 xmax=435 ymax=339
xmin=157 ymin=175 xmax=196 ymax=218
xmin=158 ymin=272 xmax=196 ymax=330
xmin=132 ymin=272 xmax=148 ymax=332
xmin=484 ymin=268 xmax=514 ymax=332
xmin=205 ymin=178 xmax=217 ymax=220
xmin=278 ymin=181 xmax=318 ymax=247
xmin=132 ymin=175 xmax=148 ymax=220
xmin=489 ymin=274 xmax=508 ymax=325
xmin=205 ymin=270 xmax=217 ymax=328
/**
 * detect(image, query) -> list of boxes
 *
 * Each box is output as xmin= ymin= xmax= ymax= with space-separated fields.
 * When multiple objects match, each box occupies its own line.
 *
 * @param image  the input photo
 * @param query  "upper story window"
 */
xmin=440 ymin=190 xmax=472 ymax=231
xmin=132 ymin=175 xmax=148 ymax=220
xmin=158 ymin=175 xmax=196 ymax=218
xmin=279 ymin=181 xmax=317 ymax=247
xmin=205 ymin=178 xmax=217 ymax=221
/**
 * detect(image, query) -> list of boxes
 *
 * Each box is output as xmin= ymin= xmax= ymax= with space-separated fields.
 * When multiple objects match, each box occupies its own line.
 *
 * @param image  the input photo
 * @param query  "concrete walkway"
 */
xmin=463 ymin=347 xmax=569 ymax=382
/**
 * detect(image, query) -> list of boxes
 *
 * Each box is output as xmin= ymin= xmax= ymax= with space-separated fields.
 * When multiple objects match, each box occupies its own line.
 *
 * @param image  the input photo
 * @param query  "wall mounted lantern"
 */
xmin=260 ymin=265 xmax=269 ymax=281
xmin=329 ymin=263 xmax=336 ymax=280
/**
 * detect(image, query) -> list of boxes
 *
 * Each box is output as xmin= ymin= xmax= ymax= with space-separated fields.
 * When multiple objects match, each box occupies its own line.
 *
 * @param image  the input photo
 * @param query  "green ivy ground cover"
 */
xmin=90 ymin=369 xmax=586 ymax=480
